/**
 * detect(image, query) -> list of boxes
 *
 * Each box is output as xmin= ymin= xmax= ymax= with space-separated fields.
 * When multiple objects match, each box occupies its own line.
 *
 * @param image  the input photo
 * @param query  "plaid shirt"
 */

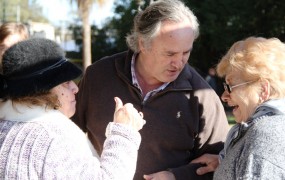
xmin=131 ymin=53 xmax=169 ymax=102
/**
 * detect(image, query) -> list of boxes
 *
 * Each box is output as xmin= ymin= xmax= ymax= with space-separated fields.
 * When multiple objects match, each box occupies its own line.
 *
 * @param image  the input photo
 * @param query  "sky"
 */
xmin=37 ymin=0 xmax=114 ymax=27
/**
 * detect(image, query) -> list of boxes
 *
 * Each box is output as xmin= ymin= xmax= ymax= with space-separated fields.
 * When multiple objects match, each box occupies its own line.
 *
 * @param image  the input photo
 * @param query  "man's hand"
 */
xmin=191 ymin=154 xmax=219 ymax=175
xmin=144 ymin=170 xmax=175 ymax=180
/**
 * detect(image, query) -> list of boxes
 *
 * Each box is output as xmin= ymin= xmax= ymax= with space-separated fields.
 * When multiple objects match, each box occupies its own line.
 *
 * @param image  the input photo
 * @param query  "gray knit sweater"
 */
xmin=214 ymin=99 xmax=285 ymax=179
xmin=0 ymin=100 xmax=141 ymax=179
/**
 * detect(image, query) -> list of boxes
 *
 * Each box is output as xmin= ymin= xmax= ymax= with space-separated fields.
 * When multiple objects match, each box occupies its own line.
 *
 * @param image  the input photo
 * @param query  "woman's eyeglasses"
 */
xmin=223 ymin=81 xmax=254 ymax=93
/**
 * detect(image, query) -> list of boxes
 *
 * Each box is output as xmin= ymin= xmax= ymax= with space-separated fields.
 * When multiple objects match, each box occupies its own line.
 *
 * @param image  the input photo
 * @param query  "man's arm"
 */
xmin=169 ymin=88 xmax=229 ymax=179
xmin=191 ymin=154 xmax=219 ymax=175
xmin=144 ymin=154 xmax=219 ymax=179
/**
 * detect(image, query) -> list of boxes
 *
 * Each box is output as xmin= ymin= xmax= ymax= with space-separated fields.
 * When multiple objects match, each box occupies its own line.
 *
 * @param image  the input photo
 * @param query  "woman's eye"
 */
xmin=63 ymin=81 xmax=71 ymax=87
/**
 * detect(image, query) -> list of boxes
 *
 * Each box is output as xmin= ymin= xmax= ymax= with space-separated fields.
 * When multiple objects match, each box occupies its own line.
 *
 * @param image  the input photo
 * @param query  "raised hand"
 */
xmin=113 ymin=97 xmax=146 ymax=131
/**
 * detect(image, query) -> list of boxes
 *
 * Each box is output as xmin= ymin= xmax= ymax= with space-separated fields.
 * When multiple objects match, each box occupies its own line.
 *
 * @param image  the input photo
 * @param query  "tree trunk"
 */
xmin=82 ymin=14 xmax=92 ymax=71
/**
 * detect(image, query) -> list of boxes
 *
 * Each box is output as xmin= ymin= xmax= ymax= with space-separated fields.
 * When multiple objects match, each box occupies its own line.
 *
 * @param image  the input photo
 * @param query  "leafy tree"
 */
xmin=185 ymin=0 xmax=285 ymax=72
xmin=91 ymin=24 xmax=117 ymax=61
xmin=106 ymin=0 xmax=137 ymax=52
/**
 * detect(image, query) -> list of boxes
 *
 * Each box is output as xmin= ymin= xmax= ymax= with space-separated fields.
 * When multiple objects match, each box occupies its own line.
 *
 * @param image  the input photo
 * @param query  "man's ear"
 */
xmin=139 ymin=37 xmax=151 ymax=53
xmin=138 ymin=38 xmax=146 ymax=53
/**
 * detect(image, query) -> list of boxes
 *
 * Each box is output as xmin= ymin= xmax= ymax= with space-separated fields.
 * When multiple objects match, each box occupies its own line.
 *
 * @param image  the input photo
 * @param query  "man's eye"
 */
xmin=183 ymin=51 xmax=190 ymax=55
xmin=166 ymin=53 xmax=174 ymax=57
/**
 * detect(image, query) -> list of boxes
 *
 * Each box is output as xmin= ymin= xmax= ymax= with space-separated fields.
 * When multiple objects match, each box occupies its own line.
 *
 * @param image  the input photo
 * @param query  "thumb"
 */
xmin=143 ymin=174 xmax=153 ymax=180
xmin=114 ymin=97 xmax=123 ymax=112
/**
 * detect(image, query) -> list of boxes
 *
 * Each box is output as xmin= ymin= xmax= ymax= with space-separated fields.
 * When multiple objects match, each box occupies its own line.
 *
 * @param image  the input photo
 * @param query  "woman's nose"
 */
xmin=221 ymin=91 xmax=230 ymax=102
xmin=70 ymin=81 xmax=79 ymax=94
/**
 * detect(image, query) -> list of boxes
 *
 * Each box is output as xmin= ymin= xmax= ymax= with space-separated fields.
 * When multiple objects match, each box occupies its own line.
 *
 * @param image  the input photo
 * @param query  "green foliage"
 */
xmin=91 ymin=25 xmax=117 ymax=61
xmin=107 ymin=0 xmax=138 ymax=52
xmin=184 ymin=0 xmax=285 ymax=72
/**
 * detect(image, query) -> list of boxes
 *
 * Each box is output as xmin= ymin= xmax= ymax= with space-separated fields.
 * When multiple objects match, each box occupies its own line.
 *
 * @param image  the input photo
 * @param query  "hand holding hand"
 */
xmin=143 ymin=171 xmax=175 ymax=180
xmin=113 ymin=97 xmax=146 ymax=131
xmin=190 ymin=154 xmax=219 ymax=175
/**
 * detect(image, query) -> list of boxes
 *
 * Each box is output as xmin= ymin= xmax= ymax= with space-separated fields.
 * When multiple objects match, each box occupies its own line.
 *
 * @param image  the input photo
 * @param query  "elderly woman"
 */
xmin=0 ymin=38 xmax=145 ymax=179
xmin=192 ymin=37 xmax=285 ymax=179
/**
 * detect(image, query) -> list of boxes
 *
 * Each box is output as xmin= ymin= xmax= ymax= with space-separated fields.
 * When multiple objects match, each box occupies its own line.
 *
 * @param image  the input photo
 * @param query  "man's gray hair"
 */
xmin=126 ymin=0 xmax=199 ymax=53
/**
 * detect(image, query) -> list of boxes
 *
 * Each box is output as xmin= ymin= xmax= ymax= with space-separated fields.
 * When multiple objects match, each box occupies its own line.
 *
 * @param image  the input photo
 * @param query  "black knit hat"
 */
xmin=0 ymin=38 xmax=82 ymax=98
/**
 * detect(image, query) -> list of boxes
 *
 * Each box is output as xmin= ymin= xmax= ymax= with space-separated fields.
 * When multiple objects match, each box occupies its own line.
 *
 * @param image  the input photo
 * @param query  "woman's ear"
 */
xmin=260 ymin=79 xmax=270 ymax=101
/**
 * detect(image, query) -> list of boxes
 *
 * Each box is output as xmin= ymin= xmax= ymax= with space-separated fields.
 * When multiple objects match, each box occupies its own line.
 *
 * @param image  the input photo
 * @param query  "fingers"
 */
xmin=191 ymin=154 xmax=219 ymax=175
xmin=196 ymin=166 xmax=212 ymax=175
xmin=143 ymin=171 xmax=175 ymax=180
xmin=191 ymin=153 xmax=215 ymax=164
xmin=113 ymin=97 xmax=146 ymax=131
xmin=191 ymin=155 xmax=206 ymax=163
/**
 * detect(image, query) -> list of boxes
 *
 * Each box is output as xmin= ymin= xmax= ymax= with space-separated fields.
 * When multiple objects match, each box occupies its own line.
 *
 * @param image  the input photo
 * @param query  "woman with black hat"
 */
xmin=0 ymin=38 xmax=146 ymax=179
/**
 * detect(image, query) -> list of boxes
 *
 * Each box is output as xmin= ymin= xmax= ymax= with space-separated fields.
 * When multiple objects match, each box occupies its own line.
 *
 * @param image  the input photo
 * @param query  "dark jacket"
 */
xmin=72 ymin=50 xmax=229 ymax=180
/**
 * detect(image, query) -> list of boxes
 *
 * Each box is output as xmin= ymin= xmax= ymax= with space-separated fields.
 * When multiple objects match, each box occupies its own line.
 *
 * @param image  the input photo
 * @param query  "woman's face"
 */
xmin=221 ymin=70 xmax=260 ymax=123
xmin=50 ymin=81 xmax=79 ymax=118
